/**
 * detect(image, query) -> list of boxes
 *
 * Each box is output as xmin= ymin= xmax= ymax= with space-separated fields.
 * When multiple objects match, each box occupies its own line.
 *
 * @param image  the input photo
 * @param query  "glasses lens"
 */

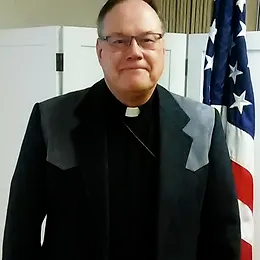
xmin=107 ymin=36 xmax=130 ymax=50
xmin=137 ymin=34 xmax=161 ymax=49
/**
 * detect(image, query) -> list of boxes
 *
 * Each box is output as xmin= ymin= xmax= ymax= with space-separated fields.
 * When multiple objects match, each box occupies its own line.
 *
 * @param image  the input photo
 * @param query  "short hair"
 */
xmin=96 ymin=0 xmax=166 ymax=37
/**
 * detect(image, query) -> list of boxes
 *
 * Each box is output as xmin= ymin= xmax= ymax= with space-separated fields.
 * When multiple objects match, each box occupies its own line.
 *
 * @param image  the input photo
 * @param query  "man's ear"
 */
xmin=96 ymin=39 xmax=103 ymax=63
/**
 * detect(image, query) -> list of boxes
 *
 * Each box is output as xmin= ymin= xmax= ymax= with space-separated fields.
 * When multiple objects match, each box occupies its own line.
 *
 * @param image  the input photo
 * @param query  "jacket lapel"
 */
xmin=71 ymin=80 xmax=109 ymax=260
xmin=157 ymin=86 xmax=193 ymax=258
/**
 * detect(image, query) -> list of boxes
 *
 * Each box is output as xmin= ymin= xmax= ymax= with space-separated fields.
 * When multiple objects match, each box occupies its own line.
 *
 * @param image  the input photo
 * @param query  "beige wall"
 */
xmin=247 ymin=0 xmax=259 ymax=31
xmin=0 ymin=0 xmax=106 ymax=29
xmin=0 ymin=0 xmax=258 ymax=30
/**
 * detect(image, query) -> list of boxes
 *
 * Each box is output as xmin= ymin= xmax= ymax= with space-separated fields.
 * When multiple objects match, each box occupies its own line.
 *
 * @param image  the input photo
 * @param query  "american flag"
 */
xmin=203 ymin=0 xmax=255 ymax=259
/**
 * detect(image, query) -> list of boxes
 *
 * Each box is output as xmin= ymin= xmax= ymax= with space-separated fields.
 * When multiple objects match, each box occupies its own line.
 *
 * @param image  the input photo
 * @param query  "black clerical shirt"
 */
xmin=105 ymin=86 xmax=159 ymax=259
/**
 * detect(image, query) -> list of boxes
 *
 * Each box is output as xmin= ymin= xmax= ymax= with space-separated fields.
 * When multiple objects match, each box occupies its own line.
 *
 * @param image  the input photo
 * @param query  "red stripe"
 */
xmin=232 ymin=161 xmax=253 ymax=211
xmin=241 ymin=240 xmax=252 ymax=260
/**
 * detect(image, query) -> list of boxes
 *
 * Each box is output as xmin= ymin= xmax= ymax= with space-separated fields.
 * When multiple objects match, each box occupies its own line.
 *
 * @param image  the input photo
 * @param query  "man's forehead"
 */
xmin=102 ymin=14 xmax=162 ymax=35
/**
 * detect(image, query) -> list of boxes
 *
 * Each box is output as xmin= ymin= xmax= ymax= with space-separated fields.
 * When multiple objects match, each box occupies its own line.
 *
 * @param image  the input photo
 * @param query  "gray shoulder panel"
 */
xmin=39 ymin=89 xmax=88 ymax=170
xmin=172 ymin=94 xmax=215 ymax=172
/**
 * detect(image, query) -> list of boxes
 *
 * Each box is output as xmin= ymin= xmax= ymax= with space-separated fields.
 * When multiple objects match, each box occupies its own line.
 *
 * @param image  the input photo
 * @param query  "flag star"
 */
xmin=204 ymin=55 xmax=214 ymax=70
xmin=229 ymin=62 xmax=243 ymax=84
xmin=209 ymin=19 xmax=217 ymax=43
xmin=237 ymin=21 xmax=246 ymax=38
xmin=236 ymin=0 xmax=246 ymax=13
xmin=230 ymin=91 xmax=252 ymax=114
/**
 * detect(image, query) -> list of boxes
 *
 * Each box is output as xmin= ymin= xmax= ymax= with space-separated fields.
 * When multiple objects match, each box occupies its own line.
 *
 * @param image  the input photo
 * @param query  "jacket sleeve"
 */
xmin=196 ymin=109 xmax=241 ymax=259
xmin=3 ymin=103 xmax=47 ymax=260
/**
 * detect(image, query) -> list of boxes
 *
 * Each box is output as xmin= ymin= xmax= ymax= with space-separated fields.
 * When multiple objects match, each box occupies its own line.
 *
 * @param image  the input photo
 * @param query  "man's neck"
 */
xmin=106 ymin=85 xmax=157 ymax=107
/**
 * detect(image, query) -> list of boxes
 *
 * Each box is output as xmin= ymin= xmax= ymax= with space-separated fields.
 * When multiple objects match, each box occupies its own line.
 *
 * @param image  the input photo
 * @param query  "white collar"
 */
xmin=125 ymin=107 xmax=140 ymax=117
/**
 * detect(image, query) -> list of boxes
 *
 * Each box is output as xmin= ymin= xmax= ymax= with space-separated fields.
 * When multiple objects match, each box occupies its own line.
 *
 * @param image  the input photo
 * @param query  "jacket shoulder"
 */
xmin=38 ymin=88 xmax=90 ymax=170
xmin=39 ymin=88 xmax=89 ymax=114
xmin=171 ymin=93 xmax=216 ymax=126
xmin=171 ymin=93 xmax=216 ymax=172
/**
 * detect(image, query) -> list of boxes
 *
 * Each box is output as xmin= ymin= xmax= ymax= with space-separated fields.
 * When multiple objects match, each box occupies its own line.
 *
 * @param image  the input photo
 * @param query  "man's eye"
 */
xmin=142 ymin=38 xmax=155 ymax=43
xmin=113 ymin=39 xmax=125 ymax=44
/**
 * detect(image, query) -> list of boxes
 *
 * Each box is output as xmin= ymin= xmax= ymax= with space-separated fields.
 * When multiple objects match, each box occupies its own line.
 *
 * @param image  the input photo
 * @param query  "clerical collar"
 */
xmin=104 ymin=84 xmax=156 ymax=119
xmin=125 ymin=107 xmax=140 ymax=117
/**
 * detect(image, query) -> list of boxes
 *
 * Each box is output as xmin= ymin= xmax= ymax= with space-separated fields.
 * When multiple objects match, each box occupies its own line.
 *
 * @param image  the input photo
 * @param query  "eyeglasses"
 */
xmin=99 ymin=33 xmax=164 ymax=51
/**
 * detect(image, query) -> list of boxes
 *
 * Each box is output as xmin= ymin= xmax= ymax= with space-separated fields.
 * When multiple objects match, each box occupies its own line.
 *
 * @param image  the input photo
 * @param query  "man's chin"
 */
xmin=119 ymin=76 xmax=151 ymax=89
xmin=124 ymin=81 xmax=154 ymax=92
xmin=121 ymin=69 xmax=148 ymax=78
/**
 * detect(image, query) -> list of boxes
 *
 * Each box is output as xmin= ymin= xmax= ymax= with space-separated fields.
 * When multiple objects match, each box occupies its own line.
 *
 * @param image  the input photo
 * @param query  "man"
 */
xmin=3 ymin=0 xmax=241 ymax=259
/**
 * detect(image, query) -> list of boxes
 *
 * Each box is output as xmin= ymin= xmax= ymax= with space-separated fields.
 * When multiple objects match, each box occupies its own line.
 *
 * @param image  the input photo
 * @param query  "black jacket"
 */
xmin=3 ymin=79 xmax=241 ymax=260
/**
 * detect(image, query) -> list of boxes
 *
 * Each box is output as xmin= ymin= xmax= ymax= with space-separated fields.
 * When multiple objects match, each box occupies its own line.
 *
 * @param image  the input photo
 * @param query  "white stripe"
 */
xmin=211 ymin=104 xmax=225 ymax=114
xmin=211 ymin=105 xmax=254 ymax=175
xmin=226 ymin=122 xmax=254 ymax=176
xmin=211 ymin=105 xmax=228 ymax=133
xmin=238 ymin=199 xmax=254 ymax=245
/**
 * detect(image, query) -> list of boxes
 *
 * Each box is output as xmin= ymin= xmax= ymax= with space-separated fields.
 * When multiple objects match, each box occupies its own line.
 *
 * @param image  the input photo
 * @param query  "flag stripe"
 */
xmin=241 ymin=239 xmax=253 ymax=260
xmin=232 ymin=161 xmax=253 ymax=211
xmin=238 ymin=199 xmax=254 ymax=245
xmin=227 ymin=122 xmax=254 ymax=175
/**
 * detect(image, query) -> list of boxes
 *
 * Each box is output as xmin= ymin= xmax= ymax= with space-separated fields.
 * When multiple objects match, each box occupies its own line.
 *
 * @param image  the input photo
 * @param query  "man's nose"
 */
xmin=126 ymin=38 xmax=144 ymax=60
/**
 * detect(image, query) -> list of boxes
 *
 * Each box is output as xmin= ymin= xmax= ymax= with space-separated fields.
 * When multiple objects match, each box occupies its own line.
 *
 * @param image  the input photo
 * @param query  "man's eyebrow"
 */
xmin=105 ymin=30 xmax=161 ymax=36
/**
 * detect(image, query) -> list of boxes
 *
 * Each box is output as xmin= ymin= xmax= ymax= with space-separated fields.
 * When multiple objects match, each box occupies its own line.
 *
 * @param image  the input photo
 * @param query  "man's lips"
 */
xmin=120 ymin=67 xmax=148 ymax=71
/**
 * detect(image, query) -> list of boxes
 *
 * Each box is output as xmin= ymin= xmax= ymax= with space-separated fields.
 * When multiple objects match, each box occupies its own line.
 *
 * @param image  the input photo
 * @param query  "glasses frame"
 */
xmin=98 ymin=32 xmax=164 ymax=50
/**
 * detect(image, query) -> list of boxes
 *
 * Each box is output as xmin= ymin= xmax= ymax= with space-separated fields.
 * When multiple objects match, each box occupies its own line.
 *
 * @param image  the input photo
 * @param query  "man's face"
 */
xmin=96 ymin=0 xmax=165 ymax=97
